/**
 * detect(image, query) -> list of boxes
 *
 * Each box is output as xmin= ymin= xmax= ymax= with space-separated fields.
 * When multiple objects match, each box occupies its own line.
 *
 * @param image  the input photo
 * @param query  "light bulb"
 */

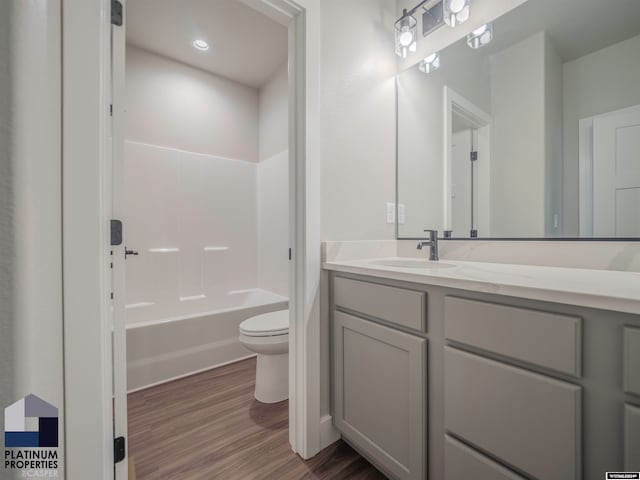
xmin=399 ymin=30 xmax=414 ymax=47
xmin=192 ymin=39 xmax=209 ymax=51
xmin=472 ymin=24 xmax=487 ymax=36
xmin=449 ymin=0 xmax=466 ymax=14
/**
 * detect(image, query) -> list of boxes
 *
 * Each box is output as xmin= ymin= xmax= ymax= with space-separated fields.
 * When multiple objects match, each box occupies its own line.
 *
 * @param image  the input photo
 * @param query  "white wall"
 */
xmin=0 ymin=0 xmax=12 ymax=425
xmin=563 ymin=33 xmax=640 ymax=235
xmin=320 ymin=0 xmax=398 ymax=241
xmin=3 ymin=1 xmax=65 ymax=475
xmin=258 ymin=63 xmax=289 ymax=297
xmin=126 ymin=46 xmax=260 ymax=161
xmin=490 ymin=32 xmax=546 ymax=236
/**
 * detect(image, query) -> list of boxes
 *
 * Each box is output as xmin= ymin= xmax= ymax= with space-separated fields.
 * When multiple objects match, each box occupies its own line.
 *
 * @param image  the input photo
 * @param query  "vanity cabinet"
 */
xmin=332 ymin=280 xmax=427 ymax=480
xmin=329 ymin=271 xmax=640 ymax=480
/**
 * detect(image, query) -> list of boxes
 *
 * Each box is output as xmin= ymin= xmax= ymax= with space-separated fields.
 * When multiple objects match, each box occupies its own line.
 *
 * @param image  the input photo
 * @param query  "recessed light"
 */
xmin=192 ymin=39 xmax=210 ymax=51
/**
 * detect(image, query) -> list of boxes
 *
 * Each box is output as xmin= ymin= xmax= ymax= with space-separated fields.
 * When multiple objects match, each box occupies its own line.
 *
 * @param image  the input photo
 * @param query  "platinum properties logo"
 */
xmin=607 ymin=474 xmax=640 ymax=479
xmin=4 ymin=394 xmax=59 ymax=477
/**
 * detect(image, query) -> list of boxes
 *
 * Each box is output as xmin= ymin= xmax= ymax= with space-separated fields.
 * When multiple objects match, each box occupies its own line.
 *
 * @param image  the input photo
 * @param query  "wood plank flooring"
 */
xmin=128 ymin=357 xmax=387 ymax=479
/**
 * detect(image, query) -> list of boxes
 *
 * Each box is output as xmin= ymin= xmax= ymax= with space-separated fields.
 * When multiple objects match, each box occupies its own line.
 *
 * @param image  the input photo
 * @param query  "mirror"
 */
xmin=397 ymin=0 xmax=640 ymax=239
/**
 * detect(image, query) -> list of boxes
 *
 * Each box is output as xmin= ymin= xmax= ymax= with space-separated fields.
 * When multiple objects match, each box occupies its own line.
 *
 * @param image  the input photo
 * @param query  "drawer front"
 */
xmin=444 ymin=347 xmax=582 ymax=480
xmin=445 ymin=296 xmax=582 ymax=376
xmin=626 ymin=404 xmax=640 ymax=471
xmin=333 ymin=311 xmax=426 ymax=480
xmin=444 ymin=435 xmax=526 ymax=480
xmin=624 ymin=327 xmax=640 ymax=396
xmin=334 ymin=276 xmax=426 ymax=332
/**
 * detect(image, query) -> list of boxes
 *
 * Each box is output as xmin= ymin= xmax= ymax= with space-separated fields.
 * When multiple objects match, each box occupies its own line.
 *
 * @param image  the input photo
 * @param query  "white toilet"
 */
xmin=239 ymin=310 xmax=289 ymax=404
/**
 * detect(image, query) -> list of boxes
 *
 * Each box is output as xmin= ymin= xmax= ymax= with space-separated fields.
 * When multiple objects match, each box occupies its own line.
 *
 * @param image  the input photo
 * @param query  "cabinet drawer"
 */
xmin=444 ymin=347 xmax=582 ymax=480
xmin=624 ymin=327 xmax=640 ymax=396
xmin=334 ymin=276 xmax=426 ymax=332
xmin=333 ymin=311 xmax=426 ymax=480
xmin=444 ymin=435 xmax=525 ymax=480
xmin=626 ymin=404 xmax=640 ymax=471
xmin=445 ymin=296 xmax=582 ymax=376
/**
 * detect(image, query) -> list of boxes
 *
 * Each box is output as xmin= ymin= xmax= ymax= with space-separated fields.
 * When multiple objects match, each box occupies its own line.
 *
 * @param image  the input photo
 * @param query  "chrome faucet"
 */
xmin=417 ymin=229 xmax=439 ymax=261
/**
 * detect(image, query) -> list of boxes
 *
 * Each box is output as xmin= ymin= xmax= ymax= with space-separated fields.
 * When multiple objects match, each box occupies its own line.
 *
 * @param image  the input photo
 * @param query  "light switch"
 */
xmin=386 ymin=203 xmax=396 ymax=223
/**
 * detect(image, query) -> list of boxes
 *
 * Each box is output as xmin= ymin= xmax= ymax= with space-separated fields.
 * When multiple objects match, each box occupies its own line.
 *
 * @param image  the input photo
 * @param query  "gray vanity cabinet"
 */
xmin=329 ymin=271 xmax=640 ymax=480
xmin=332 ymin=311 xmax=426 ymax=480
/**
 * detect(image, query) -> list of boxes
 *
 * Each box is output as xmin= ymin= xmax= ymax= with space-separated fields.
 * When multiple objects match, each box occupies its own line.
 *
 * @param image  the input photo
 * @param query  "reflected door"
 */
xmin=593 ymin=106 xmax=640 ymax=237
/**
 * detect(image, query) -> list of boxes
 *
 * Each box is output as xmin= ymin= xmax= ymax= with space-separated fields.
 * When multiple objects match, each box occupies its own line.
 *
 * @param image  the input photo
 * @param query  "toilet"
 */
xmin=239 ymin=310 xmax=289 ymax=404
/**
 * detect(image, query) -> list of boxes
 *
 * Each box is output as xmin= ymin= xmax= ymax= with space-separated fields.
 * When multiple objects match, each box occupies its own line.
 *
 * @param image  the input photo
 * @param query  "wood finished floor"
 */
xmin=128 ymin=357 xmax=387 ymax=480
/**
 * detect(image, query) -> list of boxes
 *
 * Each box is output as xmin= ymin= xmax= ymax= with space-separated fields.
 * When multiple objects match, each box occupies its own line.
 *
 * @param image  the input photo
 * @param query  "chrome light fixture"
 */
xmin=443 ymin=0 xmax=470 ymax=27
xmin=466 ymin=23 xmax=493 ymax=49
xmin=418 ymin=52 xmax=440 ymax=74
xmin=192 ymin=39 xmax=210 ymax=51
xmin=395 ymin=11 xmax=418 ymax=59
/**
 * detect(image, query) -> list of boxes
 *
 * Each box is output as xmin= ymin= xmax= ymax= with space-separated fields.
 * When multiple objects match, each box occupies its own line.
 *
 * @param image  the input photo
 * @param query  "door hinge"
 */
xmin=110 ymin=104 xmax=113 ymax=116
xmin=288 ymin=248 xmax=292 ymax=261
xmin=111 ymin=219 xmax=123 ymax=246
xmin=114 ymin=436 xmax=126 ymax=464
xmin=110 ymin=292 xmax=114 ymax=300
xmin=111 ymin=0 xmax=123 ymax=26
xmin=470 ymin=151 xmax=478 ymax=161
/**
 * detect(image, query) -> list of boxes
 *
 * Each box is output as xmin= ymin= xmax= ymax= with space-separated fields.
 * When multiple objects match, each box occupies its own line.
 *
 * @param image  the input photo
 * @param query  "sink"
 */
xmin=368 ymin=258 xmax=455 ymax=269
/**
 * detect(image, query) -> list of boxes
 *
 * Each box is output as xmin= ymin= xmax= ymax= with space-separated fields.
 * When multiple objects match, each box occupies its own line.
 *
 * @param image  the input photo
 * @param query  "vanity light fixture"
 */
xmin=192 ymin=39 xmax=210 ymax=51
xmin=466 ymin=23 xmax=493 ymax=48
xmin=443 ymin=0 xmax=470 ymax=27
xmin=418 ymin=52 xmax=440 ymax=74
xmin=395 ymin=11 xmax=418 ymax=58
xmin=396 ymin=0 xmax=472 ymax=57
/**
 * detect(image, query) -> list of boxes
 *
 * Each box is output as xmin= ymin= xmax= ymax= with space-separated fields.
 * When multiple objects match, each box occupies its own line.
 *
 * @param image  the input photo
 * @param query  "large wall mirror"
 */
xmin=397 ymin=0 xmax=640 ymax=239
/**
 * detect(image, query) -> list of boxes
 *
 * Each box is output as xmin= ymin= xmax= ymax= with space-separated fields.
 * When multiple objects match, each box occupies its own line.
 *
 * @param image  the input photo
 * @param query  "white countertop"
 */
xmin=323 ymin=257 xmax=640 ymax=315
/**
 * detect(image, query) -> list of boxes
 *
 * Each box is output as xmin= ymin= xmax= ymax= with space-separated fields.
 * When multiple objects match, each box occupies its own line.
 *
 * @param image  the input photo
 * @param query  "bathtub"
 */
xmin=126 ymin=289 xmax=288 ymax=392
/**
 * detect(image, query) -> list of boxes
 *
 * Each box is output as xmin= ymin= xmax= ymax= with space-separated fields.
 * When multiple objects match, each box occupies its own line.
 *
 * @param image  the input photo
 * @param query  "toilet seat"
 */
xmin=240 ymin=310 xmax=289 ymax=337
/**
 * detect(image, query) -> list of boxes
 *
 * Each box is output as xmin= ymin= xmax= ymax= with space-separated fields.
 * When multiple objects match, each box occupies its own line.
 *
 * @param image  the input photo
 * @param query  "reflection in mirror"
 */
xmin=397 ymin=0 xmax=640 ymax=239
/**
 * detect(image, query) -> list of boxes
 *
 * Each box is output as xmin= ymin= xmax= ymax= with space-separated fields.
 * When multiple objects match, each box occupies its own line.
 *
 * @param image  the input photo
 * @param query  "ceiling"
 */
xmin=126 ymin=0 xmax=288 ymax=88
xmin=477 ymin=0 xmax=640 ymax=62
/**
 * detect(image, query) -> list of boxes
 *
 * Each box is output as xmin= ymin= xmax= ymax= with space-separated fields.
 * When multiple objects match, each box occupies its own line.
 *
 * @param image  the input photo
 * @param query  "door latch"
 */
xmin=125 ymin=248 xmax=139 ymax=259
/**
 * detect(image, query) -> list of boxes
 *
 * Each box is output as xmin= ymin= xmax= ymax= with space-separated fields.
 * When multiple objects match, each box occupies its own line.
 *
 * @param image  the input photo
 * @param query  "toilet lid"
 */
xmin=240 ymin=310 xmax=289 ymax=337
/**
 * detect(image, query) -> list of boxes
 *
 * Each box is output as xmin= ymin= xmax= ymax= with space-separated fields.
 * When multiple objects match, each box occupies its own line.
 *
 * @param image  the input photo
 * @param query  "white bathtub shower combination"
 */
xmin=124 ymin=140 xmax=289 ymax=392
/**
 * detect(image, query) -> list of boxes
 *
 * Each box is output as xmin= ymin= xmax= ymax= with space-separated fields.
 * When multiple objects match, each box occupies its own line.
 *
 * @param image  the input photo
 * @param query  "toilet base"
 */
xmin=255 ymin=352 xmax=288 ymax=403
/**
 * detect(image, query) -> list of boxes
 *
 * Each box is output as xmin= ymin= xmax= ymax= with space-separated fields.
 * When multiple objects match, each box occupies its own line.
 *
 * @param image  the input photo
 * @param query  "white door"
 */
xmin=593 ymin=106 xmax=640 ymax=237
xmin=451 ymin=129 xmax=472 ymax=237
xmin=111 ymin=1 xmax=129 ymax=478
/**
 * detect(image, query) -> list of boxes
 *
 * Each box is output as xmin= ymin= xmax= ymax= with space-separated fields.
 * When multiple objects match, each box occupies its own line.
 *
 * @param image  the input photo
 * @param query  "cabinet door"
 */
xmin=333 ymin=311 xmax=426 ymax=480
xmin=626 ymin=404 xmax=640 ymax=471
xmin=444 ymin=435 xmax=526 ymax=480
xmin=445 ymin=347 xmax=582 ymax=480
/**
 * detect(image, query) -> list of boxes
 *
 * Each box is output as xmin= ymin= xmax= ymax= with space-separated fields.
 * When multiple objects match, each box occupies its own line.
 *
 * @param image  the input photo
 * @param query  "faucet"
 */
xmin=417 ymin=229 xmax=439 ymax=261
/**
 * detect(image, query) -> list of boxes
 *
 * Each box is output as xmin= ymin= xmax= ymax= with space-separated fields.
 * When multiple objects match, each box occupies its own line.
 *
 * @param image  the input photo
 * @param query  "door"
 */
xmin=451 ymin=129 xmax=472 ymax=237
xmin=593 ymin=105 xmax=640 ymax=237
xmin=111 ymin=0 xmax=129 ymax=478
xmin=333 ymin=311 xmax=426 ymax=480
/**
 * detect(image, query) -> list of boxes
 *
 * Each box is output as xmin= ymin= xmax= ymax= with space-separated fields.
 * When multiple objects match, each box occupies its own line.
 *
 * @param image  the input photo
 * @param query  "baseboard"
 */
xmin=319 ymin=414 xmax=341 ymax=450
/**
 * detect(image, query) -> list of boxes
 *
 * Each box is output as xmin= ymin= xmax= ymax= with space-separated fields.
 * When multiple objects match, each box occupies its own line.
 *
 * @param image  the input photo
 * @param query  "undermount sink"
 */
xmin=368 ymin=258 xmax=456 ymax=269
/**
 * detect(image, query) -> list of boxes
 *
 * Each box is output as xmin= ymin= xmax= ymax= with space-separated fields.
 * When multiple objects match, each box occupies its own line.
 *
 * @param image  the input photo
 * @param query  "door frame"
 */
xmin=62 ymin=0 xmax=323 ymax=477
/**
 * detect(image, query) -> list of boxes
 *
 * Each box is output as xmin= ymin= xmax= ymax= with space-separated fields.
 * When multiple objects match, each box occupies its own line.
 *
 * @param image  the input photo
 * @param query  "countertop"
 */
xmin=323 ymin=257 xmax=640 ymax=314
